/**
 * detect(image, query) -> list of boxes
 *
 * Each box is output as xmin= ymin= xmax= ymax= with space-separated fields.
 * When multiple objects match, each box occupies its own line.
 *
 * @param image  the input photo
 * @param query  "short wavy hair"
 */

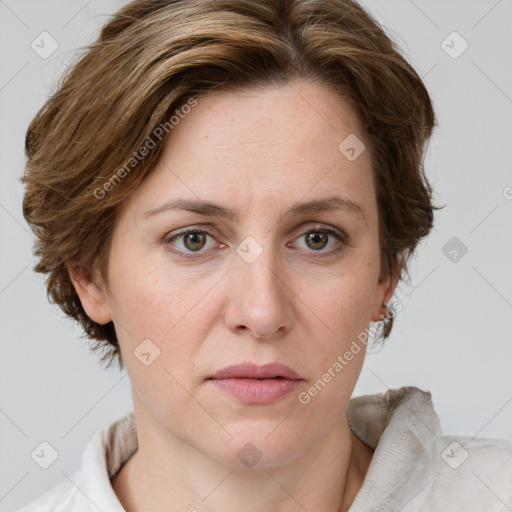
xmin=22 ymin=0 xmax=441 ymax=370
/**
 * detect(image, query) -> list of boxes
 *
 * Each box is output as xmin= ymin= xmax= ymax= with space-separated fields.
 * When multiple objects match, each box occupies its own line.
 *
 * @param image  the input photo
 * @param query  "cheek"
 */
xmin=306 ymin=252 xmax=378 ymax=341
xmin=110 ymin=260 xmax=213 ymax=428
xmin=297 ymin=271 xmax=373 ymax=413
xmin=107 ymin=249 xmax=220 ymax=380
xmin=107 ymin=244 xmax=203 ymax=337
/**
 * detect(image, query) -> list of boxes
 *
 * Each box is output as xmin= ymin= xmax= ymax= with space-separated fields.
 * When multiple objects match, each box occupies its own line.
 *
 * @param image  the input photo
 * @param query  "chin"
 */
xmin=207 ymin=423 xmax=307 ymax=470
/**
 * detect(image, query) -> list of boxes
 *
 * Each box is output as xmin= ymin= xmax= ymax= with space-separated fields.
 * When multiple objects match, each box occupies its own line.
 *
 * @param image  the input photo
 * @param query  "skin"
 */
xmin=69 ymin=78 xmax=398 ymax=512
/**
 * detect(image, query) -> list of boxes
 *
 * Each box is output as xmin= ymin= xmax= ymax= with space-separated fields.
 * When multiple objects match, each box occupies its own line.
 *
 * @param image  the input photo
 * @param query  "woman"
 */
xmin=18 ymin=0 xmax=512 ymax=510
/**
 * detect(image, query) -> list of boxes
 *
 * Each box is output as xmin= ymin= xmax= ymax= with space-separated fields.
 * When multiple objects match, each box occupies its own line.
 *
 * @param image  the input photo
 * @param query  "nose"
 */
xmin=224 ymin=240 xmax=293 ymax=340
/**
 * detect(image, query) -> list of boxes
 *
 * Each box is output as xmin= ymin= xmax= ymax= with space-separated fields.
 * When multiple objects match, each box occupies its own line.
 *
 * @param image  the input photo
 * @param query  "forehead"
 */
xmin=121 ymin=79 xmax=377 ymax=224
xmin=171 ymin=80 xmax=366 ymax=161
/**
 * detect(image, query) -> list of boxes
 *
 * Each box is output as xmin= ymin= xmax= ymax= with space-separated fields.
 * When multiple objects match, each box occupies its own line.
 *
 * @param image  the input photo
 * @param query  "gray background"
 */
xmin=1 ymin=0 xmax=511 ymax=509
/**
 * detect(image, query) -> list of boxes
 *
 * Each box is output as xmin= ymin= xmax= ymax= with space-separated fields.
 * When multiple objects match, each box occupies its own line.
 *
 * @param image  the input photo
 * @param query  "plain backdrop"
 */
xmin=1 ymin=0 xmax=511 ymax=509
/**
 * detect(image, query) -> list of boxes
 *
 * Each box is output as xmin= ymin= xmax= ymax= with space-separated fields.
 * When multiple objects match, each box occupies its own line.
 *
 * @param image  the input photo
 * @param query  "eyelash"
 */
xmin=163 ymin=224 xmax=351 ymax=260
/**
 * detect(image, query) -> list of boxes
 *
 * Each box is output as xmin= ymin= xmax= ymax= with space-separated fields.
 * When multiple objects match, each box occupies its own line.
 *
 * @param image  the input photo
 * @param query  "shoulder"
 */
xmin=420 ymin=434 xmax=512 ymax=510
xmin=433 ymin=433 xmax=512 ymax=475
xmin=15 ymin=471 xmax=85 ymax=512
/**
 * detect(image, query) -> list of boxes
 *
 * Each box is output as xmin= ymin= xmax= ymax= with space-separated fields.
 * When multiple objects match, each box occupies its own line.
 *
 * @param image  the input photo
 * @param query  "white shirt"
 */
xmin=17 ymin=386 xmax=512 ymax=511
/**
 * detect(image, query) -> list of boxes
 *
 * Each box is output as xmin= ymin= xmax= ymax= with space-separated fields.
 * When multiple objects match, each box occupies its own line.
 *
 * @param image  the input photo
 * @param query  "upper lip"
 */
xmin=209 ymin=363 xmax=303 ymax=380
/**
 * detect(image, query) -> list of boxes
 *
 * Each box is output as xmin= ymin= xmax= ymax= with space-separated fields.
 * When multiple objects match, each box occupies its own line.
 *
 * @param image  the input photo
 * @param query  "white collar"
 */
xmin=80 ymin=386 xmax=441 ymax=510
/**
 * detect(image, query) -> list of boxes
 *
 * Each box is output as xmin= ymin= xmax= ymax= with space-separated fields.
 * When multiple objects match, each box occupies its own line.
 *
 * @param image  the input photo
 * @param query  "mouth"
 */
xmin=207 ymin=362 xmax=304 ymax=405
xmin=208 ymin=362 xmax=304 ymax=381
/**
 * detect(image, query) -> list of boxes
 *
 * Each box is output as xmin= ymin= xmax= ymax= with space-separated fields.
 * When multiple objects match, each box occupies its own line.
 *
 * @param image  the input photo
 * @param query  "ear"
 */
xmin=371 ymin=267 xmax=400 ymax=323
xmin=67 ymin=262 xmax=113 ymax=325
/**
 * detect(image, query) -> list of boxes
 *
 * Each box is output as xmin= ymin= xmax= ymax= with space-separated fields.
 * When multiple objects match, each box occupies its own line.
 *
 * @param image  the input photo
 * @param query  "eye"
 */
xmin=165 ymin=227 xmax=220 ymax=256
xmin=290 ymin=225 xmax=348 ymax=254
xmin=163 ymin=224 xmax=350 ymax=260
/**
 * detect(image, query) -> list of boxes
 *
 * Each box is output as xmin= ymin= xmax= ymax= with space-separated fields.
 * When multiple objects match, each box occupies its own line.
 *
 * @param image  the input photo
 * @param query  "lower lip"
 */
xmin=208 ymin=378 xmax=302 ymax=404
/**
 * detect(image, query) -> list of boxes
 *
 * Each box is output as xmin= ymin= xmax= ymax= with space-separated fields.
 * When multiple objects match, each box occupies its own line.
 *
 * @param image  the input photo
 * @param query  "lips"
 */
xmin=207 ymin=363 xmax=304 ymax=404
xmin=208 ymin=362 xmax=303 ymax=381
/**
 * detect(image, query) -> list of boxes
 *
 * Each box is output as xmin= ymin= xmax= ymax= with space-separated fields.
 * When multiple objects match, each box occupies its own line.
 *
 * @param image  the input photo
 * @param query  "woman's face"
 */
xmin=73 ymin=79 xmax=396 ymax=468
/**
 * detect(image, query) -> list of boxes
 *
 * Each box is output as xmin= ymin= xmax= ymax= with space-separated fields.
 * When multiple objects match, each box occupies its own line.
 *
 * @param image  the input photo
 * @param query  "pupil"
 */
xmin=307 ymin=233 xmax=327 ymax=250
xmin=185 ymin=232 xmax=206 ymax=251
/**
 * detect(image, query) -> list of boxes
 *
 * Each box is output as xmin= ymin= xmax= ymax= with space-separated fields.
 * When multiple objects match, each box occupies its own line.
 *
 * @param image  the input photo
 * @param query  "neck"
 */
xmin=112 ymin=409 xmax=373 ymax=512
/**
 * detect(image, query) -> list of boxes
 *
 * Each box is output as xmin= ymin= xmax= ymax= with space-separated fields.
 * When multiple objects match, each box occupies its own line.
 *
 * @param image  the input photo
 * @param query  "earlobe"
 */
xmin=67 ymin=263 xmax=113 ymax=325
xmin=372 ymin=271 xmax=400 ymax=322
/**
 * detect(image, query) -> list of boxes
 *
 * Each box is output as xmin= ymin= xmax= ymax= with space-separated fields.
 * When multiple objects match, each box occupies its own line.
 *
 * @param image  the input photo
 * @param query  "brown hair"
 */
xmin=22 ymin=0 xmax=442 ymax=370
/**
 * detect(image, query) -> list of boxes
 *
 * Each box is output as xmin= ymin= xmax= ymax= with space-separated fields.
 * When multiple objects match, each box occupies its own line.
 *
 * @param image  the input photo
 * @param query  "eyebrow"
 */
xmin=142 ymin=195 xmax=366 ymax=223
